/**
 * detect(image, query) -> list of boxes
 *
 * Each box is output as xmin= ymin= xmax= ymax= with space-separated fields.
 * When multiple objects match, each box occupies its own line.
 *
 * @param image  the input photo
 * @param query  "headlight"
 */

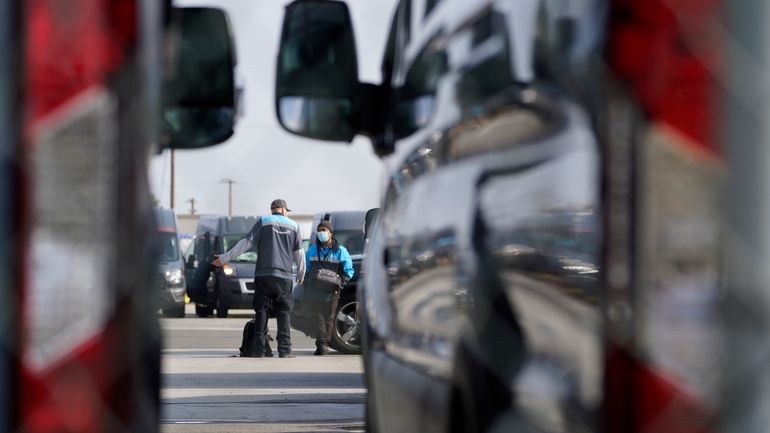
xmin=222 ymin=263 xmax=236 ymax=276
xmin=164 ymin=269 xmax=184 ymax=285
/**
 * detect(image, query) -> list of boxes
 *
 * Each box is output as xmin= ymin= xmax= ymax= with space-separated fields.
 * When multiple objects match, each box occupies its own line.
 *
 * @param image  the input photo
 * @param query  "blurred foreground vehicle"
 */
xmin=153 ymin=208 xmax=186 ymax=317
xmin=292 ymin=210 xmax=367 ymax=354
xmin=0 ymin=2 xmax=236 ymax=431
xmin=274 ymin=0 xmax=764 ymax=433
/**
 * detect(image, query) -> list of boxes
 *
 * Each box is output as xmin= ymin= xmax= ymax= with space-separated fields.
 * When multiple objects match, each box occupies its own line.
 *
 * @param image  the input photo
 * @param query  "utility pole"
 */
xmin=185 ymin=198 xmax=197 ymax=215
xmin=170 ymin=148 xmax=175 ymax=209
xmin=220 ymin=178 xmax=235 ymax=216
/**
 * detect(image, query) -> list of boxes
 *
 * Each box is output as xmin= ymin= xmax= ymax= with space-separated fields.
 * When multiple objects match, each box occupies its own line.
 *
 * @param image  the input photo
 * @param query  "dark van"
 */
xmin=291 ymin=210 xmax=366 ymax=354
xmin=153 ymin=208 xmax=186 ymax=318
xmin=184 ymin=215 xmax=258 ymax=318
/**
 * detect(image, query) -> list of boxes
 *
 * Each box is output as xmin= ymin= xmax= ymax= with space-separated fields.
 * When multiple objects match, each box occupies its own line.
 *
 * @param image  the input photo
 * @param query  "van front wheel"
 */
xmin=330 ymin=299 xmax=361 ymax=354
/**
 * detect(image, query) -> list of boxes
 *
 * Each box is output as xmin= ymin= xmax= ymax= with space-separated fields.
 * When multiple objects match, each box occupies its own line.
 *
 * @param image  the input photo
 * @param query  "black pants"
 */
xmin=311 ymin=293 xmax=339 ymax=348
xmin=252 ymin=276 xmax=293 ymax=355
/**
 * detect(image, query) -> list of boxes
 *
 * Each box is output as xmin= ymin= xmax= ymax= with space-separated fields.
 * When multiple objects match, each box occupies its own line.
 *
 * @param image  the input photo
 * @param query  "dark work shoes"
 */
xmin=279 ymin=352 xmax=295 ymax=358
xmin=314 ymin=345 xmax=330 ymax=356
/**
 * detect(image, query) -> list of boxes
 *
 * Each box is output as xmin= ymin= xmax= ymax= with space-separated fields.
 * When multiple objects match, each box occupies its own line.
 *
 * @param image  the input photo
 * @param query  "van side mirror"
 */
xmin=275 ymin=0 xmax=359 ymax=142
xmin=161 ymin=7 xmax=237 ymax=149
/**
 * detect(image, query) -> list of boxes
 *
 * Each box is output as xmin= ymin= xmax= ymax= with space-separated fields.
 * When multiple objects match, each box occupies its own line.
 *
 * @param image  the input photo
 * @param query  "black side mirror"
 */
xmin=161 ymin=7 xmax=237 ymax=149
xmin=275 ymin=0 xmax=359 ymax=142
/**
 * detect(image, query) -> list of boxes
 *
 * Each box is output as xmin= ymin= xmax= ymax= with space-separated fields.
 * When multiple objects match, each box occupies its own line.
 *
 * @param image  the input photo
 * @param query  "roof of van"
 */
xmin=153 ymin=208 xmax=178 ymax=233
xmin=312 ymin=211 xmax=366 ymax=232
xmin=195 ymin=215 xmax=259 ymax=235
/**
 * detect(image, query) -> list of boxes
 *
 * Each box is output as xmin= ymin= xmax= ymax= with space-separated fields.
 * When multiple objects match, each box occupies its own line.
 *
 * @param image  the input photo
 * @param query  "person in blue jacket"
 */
xmin=305 ymin=220 xmax=354 ymax=355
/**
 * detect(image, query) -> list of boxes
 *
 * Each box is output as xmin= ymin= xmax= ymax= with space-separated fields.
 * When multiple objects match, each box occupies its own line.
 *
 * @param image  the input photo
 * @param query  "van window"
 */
xmin=159 ymin=232 xmax=180 ymax=261
xmin=393 ymin=38 xmax=447 ymax=137
xmin=457 ymin=11 xmax=514 ymax=111
xmin=182 ymin=238 xmax=194 ymax=261
xmin=424 ymin=0 xmax=441 ymax=18
xmin=335 ymin=230 xmax=365 ymax=255
xmin=401 ymin=0 xmax=412 ymax=46
xmin=222 ymin=234 xmax=257 ymax=262
xmin=194 ymin=232 xmax=212 ymax=259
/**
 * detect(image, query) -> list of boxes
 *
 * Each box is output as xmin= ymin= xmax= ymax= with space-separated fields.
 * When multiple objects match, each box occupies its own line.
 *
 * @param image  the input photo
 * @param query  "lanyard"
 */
xmin=317 ymin=245 xmax=333 ymax=262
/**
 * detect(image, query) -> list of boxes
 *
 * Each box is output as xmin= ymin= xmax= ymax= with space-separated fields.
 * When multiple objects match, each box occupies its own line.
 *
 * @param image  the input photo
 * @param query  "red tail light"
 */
xmin=605 ymin=345 xmax=716 ymax=433
xmin=605 ymin=0 xmax=723 ymax=429
xmin=19 ymin=1 xmax=139 ymax=432
xmin=25 ymin=0 xmax=136 ymax=124
xmin=607 ymin=0 xmax=721 ymax=155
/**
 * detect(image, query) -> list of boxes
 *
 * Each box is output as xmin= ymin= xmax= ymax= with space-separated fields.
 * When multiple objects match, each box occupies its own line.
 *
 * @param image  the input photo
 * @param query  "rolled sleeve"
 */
xmin=294 ymin=248 xmax=306 ymax=282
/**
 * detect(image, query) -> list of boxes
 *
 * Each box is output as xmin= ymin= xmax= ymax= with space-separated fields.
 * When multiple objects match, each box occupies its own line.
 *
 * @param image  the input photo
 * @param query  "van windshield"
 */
xmin=222 ymin=234 xmax=257 ymax=262
xmin=158 ymin=232 xmax=180 ymax=261
xmin=334 ymin=230 xmax=365 ymax=255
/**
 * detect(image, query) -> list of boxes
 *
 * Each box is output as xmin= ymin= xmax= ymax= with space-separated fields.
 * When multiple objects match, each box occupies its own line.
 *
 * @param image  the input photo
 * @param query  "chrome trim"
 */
xmin=239 ymin=278 xmax=254 ymax=293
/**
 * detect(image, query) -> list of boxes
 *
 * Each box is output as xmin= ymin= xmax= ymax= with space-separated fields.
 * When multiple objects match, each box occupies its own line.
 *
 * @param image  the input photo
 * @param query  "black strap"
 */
xmin=316 ymin=245 xmax=331 ymax=262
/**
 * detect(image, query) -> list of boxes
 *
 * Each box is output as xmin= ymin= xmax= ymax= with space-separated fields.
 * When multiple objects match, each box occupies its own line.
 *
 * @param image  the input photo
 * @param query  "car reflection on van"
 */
xmin=153 ymin=208 xmax=186 ymax=317
xmin=184 ymin=215 xmax=258 ymax=318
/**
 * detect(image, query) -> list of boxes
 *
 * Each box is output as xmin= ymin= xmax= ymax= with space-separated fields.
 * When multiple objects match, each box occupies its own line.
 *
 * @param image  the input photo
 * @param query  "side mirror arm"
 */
xmin=357 ymin=83 xmax=395 ymax=157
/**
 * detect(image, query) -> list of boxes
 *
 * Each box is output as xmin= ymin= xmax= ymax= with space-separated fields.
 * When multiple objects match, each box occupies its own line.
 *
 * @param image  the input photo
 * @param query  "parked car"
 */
xmin=291 ymin=210 xmax=366 ymax=354
xmin=153 ymin=208 xmax=187 ymax=318
xmin=185 ymin=215 xmax=258 ymax=317
xmin=275 ymin=1 xmax=726 ymax=433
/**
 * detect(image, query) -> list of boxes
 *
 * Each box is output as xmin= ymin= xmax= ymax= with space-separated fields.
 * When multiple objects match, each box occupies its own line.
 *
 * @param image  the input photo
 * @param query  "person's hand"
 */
xmin=297 ymin=279 xmax=304 ymax=286
xmin=212 ymin=256 xmax=224 ymax=267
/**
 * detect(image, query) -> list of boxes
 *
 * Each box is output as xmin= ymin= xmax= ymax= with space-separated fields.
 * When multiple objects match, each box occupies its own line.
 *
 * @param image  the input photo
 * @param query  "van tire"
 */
xmin=330 ymin=298 xmax=361 ymax=354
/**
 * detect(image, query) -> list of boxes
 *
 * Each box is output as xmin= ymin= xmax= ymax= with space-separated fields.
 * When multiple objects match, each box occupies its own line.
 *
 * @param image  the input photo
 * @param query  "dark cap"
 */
xmin=270 ymin=199 xmax=291 ymax=212
xmin=317 ymin=221 xmax=333 ymax=232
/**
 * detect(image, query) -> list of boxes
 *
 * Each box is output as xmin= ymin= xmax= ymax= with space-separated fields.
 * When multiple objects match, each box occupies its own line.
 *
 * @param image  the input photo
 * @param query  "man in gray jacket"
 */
xmin=213 ymin=199 xmax=305 ymax=358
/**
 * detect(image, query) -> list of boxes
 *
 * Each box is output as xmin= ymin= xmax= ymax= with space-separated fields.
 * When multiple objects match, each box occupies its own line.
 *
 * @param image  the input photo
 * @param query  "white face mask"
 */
xmin=317 ymin=231 xmax=330 ymax=243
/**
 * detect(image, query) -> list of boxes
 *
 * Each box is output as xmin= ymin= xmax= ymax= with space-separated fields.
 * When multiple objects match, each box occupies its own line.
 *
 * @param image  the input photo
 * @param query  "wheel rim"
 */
xmin=335 ymin=300 xmax=360 ymax=350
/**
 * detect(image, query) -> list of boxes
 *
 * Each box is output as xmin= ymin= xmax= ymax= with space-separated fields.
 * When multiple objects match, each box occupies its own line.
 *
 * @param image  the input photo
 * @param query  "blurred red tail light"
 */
xmin=19 ymin=1 xmax=139 ymax=432
xmin=605 ymin=345 xmax=716 ymax=433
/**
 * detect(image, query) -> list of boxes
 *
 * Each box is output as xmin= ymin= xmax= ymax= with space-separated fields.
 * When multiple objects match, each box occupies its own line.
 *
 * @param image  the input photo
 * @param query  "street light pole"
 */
xmin=220 ymin=178 xmax=235 ymax=216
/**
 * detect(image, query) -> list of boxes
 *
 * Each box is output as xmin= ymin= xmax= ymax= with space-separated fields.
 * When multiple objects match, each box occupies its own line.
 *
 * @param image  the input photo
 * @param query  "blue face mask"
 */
xmin=317 ymin=231 xmax=331 ymax=243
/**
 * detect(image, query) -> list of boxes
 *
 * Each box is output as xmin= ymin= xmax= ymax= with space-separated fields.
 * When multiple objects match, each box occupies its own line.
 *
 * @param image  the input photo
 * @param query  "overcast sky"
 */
xmin=150 ymin=0 xmax=398 ymax=216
